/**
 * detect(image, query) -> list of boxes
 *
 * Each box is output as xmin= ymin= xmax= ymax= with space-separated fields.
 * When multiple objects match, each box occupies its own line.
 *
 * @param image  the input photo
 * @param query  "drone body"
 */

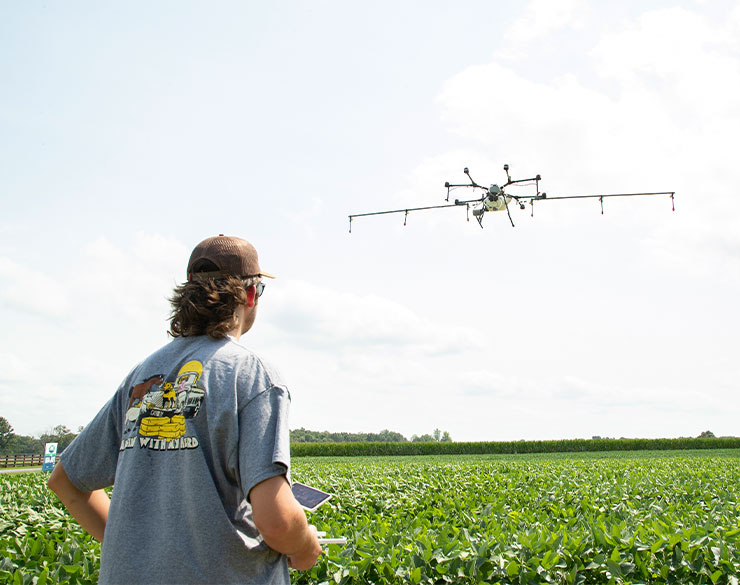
xmin=476 ymin=185 xmax=510 ymax=214
xmin=348 ymin=164 xmax=675 ymax=232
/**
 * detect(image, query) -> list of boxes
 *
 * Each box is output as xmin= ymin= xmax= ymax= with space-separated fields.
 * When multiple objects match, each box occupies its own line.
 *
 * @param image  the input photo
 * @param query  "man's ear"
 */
xmin=246 ymin=284 xmax=257 ymax=308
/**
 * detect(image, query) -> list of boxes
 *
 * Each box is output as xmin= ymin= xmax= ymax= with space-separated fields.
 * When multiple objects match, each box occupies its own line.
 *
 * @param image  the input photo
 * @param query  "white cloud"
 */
xmin=396 ymin=3 xmax=740 ymax=441
xmin=70 ymin=233 xmax=186 ymax=324
xmin=0 ymin=257 xmax=69 ymax=317
xmin=732 ymin=1 xmax=740 ymax=32
xmin=0 ymin=233 xmax=187 ymax=436
xmin=645 ymin=213 xmax=740 ymax=285
xmin=435 ymin=2 xmax=740 ymax=272
xmin=436 ymin=61 xmax=681 ymax=191
xmin=248 ymin=275 xmax=734 ymax=441
xmin=505 ymin=0 xmax=588 ymax=42
xmin=593 ymin=8 xmax=723 ymax=76
xmin=260 ymin=279 xmax=488 ymax=356
xmin=3 ymin=2 xmax=738 ymax=444
xmin=591 ymin=7 xmax=740 ymax=121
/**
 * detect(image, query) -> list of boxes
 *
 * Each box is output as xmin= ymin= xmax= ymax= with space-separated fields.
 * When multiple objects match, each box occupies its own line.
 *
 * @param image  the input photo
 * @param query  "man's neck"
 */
xmin=226 ymin=324 xmax=242 ymax=341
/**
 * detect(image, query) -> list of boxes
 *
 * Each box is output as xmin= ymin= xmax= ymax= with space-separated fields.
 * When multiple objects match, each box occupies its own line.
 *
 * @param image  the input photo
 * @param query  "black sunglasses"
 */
xmin=240 ymin=276 xmax=265 ymax=297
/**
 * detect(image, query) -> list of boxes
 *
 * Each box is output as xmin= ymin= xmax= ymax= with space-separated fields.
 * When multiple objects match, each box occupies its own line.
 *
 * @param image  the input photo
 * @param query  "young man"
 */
xmin=48 ymin=235 xmax=322 ymax=584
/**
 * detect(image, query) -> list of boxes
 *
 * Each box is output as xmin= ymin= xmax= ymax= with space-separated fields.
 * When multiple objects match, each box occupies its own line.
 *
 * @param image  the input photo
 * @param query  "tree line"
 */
xmin=0 ymin=417 xmax=79 ymax=456
xmin=1 ymin=417 xmax=454 ymax=455
xmin=291 ymin=427 xmax=452 ymax=443
xmin=292 ymin=435 xmax=740 ymax=457
xmin=3 ymin=414 xmax=729 ymax=456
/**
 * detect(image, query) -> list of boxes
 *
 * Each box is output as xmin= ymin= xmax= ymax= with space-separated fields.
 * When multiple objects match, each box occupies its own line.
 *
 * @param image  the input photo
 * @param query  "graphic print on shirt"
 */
xmin=120 ymin=360 xmax=205 ymax=451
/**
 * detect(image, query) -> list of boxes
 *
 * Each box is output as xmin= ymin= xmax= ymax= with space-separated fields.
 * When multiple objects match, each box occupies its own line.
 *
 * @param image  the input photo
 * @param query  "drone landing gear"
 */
xmin=472 ymin=208 xmax=485 ymax=228
xmin=504 ymin=198 xmax=515 ymax=228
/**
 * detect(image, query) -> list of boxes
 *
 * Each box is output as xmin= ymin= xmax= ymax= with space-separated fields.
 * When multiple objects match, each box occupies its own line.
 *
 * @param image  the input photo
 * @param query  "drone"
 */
xmin=348 ymin=164 xmax=675 ymax=232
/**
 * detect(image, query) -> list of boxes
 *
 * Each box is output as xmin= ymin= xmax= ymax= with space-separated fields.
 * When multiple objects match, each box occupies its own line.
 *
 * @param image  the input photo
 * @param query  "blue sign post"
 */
xmin=42 ymin=442 xmax=58 ymax=471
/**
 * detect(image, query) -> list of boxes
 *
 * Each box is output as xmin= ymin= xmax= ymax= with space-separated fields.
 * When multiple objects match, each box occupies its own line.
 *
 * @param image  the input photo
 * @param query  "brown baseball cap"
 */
xmin=187 ymin=235 xmax=275 ymax=282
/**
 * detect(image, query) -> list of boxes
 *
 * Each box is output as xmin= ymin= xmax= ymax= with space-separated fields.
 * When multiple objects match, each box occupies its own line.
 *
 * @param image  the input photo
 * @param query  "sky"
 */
xmin=1 ymin=0 xmax=738 ymax=442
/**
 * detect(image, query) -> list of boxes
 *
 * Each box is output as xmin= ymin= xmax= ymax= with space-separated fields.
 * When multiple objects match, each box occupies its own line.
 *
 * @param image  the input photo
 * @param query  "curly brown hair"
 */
xmin=168 ymin=276 xmax=258 ymax=339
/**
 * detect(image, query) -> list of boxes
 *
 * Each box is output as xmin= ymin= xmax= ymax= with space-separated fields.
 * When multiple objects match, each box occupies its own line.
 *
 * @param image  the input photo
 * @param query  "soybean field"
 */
xmin=2 ymin=450 xmax=739 ymax=584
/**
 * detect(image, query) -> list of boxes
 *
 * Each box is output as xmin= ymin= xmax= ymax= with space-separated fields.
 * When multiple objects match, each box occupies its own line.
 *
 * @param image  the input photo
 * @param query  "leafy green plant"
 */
xmin=0 ymin=475 xmax=100 ymax=584
xmin=292 ymin=453 xmax=740 ymax=584
xmin=3 ymin=451 xmax=739 ymax=584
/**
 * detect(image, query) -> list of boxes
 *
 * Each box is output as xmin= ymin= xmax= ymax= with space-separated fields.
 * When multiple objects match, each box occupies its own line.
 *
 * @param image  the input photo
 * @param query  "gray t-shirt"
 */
xmin=61 ymin=335 xmax=292 ymax=584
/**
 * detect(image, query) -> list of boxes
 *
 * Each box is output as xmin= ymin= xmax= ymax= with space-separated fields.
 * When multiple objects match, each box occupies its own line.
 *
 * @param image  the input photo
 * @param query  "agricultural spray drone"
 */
xmin=348 ymin=164 xmax=675 ymax=232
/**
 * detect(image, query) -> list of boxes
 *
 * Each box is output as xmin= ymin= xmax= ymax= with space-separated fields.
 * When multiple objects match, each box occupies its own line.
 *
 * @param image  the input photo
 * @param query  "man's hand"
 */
xmin=250 ymin=475 xmax=322 ymax=571
xmin=287 ymin=524 xmax=322 ymax=570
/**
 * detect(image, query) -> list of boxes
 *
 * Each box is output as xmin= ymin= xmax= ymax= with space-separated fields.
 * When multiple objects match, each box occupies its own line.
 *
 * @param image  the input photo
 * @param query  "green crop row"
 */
xmin=3 ymin=451 xmax=739 ymax=584
xmin=290 ymin=437 xmax=740 ymax=457
xmin=0 ymin=474 xmax=101 ymax=585
xmin=292 ymin=453 xmax=740 ymax=584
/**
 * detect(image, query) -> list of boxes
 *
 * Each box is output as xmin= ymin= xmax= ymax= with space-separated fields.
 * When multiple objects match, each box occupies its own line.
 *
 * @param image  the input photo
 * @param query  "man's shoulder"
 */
xmin=130 ymin=335 xmax=285 ymax=388
xmin=222 ymin=338 xmax=286 ymax=389
xmin=130 ymin=336 xmax=231 ymax=377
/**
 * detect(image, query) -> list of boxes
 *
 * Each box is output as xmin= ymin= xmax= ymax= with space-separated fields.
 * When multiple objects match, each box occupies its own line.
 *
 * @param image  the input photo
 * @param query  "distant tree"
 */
xmin=412 ymin=430 xmax=452 ymax=442
xmin=292 ymin=428 xmax=327 ymax=442
xmin=39 ymin=424 xmax=77 ymax=453
xmin=0 ymin=417 xmax=14 ymax=449
xmin=4 ymin=434 xmax=43 ymax=455
xmin=698 ymin=430 xmax=716 ymax=438
xmin=376 ymin=429 xmax=407 ymax=442
xmin=290 ymin=427 xmax=409 ymax=443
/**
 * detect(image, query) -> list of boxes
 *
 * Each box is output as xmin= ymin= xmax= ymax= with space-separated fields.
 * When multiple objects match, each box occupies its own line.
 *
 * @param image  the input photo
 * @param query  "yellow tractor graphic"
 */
xmin=139 ymin=361 xmax=205 ymax=440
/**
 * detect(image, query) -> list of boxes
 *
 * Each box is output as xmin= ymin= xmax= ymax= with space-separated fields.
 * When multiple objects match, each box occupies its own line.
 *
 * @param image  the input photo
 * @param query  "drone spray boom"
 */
xmin=348 ymin=164 xmax=675 ymax=232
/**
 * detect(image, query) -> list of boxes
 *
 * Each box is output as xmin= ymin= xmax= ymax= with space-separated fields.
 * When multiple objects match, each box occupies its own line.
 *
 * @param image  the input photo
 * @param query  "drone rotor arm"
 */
xmin=503 ymin=175 xmax=541 ymax=188
xmin=463 ymin=167 xmax=479 ymax=188
xmin=452 ymin=196 xmax=486 ymax=206
xmin=509 ymin=194 xmax=529 ymax=211
xmin=445 ymin=182 xmax=488 ymax=191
